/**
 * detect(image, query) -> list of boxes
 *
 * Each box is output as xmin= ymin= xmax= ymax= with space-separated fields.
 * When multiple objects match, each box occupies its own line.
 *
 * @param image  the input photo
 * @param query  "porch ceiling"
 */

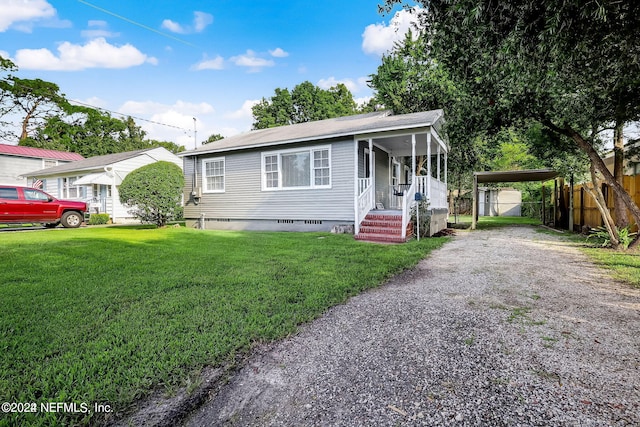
xmin=359 ymin=128 xmax=443 ymax=157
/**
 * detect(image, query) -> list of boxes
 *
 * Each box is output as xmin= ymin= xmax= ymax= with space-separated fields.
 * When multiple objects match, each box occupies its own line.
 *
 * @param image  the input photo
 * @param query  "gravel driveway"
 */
xmin=183 ymin=226 xmax=640 ymax=426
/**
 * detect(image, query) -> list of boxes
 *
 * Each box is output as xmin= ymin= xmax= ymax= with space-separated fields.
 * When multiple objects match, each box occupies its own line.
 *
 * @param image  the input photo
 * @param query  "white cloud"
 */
xmin=81 ymin=20 xmax=119 ymax=39
xmin=120 ymin=100 xmax=214 ymax=116
xmin=13 ymin=38 xmax=157 ymax=71
xmin=317 ymin=76 xmax=369 ymax=93
xmin=269 ymin=47 xmax=289 ymax=58
xmin=119 ymin=100 xmax=217 ymax=147
xmin=362 ymin=8 xmax=422 ymax=56
xmin=355 ymin=96 xmax=373 ymax=107
xmin=193 ymin=12 xmax=213 ymax=32
xmin=230 ymin=50 xmax=275 ymax=72
xmin=162 ymin=11 xmax=213 ymax=34
xmin=161 ymin=19 xmax=185 ymax=34
xmin=193 ymin=55 xmax=225 ymax=70
xmin=225 ymin=100 xmax=260 ymax=120
xmin=0 ymin=0 xmax=56 ymax=32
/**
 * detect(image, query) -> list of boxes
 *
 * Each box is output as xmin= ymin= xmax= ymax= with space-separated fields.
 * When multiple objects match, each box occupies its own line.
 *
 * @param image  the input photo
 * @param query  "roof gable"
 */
xmin=0 ymin=143 xmax=84 ymax=161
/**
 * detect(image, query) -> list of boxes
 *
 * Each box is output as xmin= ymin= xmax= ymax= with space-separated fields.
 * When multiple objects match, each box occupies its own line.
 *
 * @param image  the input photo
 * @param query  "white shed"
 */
xmin=478 ymin=187 xmax=522 ymax=217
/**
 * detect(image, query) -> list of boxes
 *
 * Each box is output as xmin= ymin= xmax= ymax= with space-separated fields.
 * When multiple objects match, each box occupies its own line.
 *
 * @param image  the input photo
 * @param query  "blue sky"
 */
xmin=1 ymin=0 xmax=420 ymax=149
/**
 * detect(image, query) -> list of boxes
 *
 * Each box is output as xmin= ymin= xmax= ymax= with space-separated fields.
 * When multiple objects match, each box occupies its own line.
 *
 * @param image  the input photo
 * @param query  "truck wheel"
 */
xmin=61 ymin=211 xmax=83 ymax=228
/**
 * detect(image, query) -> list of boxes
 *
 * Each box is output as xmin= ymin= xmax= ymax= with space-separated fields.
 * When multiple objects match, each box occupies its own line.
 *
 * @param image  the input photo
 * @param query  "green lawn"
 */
xmin=448 ymin=214 xmax=541 ymax=229
xmin=0 ymin=227 xmax=447 ymax=426
xmin=579 ymin=245 xmax=640 ymax=288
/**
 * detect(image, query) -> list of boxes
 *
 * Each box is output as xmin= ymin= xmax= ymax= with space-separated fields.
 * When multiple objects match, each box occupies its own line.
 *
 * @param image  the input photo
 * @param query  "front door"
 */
xmin=390 ymin=160 xmax=401 ymax=208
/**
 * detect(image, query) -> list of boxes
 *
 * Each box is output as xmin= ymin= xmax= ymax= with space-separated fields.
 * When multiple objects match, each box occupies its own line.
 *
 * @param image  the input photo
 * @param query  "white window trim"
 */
xmin=62 ymin=176 xmax=85 ymax=199
xmin=261 ymin=146 xmax=332 ymax=191
xmin=202 ymin=157 xmax=226 ymax=193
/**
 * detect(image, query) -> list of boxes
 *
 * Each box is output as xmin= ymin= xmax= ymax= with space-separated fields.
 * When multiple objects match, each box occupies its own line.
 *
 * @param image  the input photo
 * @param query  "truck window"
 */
xmin=23 ymin=189 xmax=50 ymax=201
xmin=0 ymin=188 xmax=19 ymax=199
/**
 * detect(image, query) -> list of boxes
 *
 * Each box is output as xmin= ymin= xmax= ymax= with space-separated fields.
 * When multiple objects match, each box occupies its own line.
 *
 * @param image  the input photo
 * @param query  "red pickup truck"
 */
xmin=0 ymin=186 xmax=87 ymax=228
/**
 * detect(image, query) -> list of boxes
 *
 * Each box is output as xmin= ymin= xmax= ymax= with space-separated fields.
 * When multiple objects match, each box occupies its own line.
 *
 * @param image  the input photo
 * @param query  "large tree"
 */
xmin=0 ymin=56 xmax=70 ymax=143
xmin=24 ymin=105 xmax=185 ymax=156
xmin=369 ymin=31 xmax=484 ymax=206
xmin=0 ymin=76 xmax=69 ymax=142
xmin=381 ymin=0 xmax=640 ymax=245
xmin=252 ymin=81 xmax=358 ymax=129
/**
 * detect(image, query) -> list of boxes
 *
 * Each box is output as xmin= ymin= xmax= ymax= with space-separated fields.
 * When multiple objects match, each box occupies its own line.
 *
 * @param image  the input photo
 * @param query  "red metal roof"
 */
xmin=0 ymin=143 xmax=84 ymax=161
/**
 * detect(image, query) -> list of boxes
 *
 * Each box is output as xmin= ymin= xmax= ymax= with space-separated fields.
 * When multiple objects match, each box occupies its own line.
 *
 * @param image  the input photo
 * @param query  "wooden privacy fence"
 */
xmin=559 ymin=175 xmax=640 ymax=231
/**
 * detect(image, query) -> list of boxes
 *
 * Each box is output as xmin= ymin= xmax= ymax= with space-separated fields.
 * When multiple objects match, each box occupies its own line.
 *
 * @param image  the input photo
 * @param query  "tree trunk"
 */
xmin=613 ymin=120 xmax=629 ymax=228
xmin=584 ymin=164 xmax=619 ymax=248
xmin=552 ymin=122 xmax=640 ymax=235
xmin=20 ymin=104 xmax=38 ymax=142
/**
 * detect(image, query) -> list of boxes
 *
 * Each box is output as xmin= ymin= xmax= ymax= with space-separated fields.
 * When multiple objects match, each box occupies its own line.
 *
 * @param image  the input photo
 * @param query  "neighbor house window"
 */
xmin=202 ymin=158 xmax=225 ymax=192
xmin=43 ymin=159 xmax=58 ymax=168
xmin=63 ymin=177 xmax=85 ymax=199
xmin=262 ymin=146 xmax=331 ymax=190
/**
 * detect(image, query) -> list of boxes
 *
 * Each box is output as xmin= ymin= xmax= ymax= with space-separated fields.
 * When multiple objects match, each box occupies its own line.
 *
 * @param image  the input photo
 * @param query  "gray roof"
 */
xmin=27 ymin=148 xmax=156 ymax=177
xmin=180 ymin=110 xmax=445 ymax=157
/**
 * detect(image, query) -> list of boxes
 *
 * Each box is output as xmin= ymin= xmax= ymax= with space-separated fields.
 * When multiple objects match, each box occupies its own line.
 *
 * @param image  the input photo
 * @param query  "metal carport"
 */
xmin=472 ymin=169 xmax=559 ymax=229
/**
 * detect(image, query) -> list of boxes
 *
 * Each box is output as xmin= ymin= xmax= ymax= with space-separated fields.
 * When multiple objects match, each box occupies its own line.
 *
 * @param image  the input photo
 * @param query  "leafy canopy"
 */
xmin=252 ymin=81 xmax=359 ymax=129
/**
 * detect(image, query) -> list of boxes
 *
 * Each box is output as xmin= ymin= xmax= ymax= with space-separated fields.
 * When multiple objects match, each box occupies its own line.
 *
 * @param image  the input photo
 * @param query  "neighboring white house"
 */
xmin=26 ymin=147 xmax=182 ymax=223
xmin=179 ymin=110 xmax=449 ymax=242
xmin=478 ymin=187 xmax=522 ymax=217
xmin=0 ymin=143 xmax=84 ymax=186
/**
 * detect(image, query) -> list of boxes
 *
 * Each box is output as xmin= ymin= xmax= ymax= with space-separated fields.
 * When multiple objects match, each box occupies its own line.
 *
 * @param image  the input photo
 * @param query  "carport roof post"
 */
xmin=472 ymin=169 xmax=559 ymax=229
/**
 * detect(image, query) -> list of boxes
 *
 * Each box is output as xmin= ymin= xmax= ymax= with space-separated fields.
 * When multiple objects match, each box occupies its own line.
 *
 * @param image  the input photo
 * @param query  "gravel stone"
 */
xmin=183 ymin=226 xmax=640 ymax=427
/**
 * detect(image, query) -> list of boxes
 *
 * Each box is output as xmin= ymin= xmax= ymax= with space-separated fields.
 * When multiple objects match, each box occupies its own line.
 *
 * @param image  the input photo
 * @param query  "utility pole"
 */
xmin=193 ymin=117 xmax=197 ymax=150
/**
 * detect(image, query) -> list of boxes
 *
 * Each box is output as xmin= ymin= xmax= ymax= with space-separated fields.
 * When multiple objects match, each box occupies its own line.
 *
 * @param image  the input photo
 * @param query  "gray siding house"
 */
xmin=179 ymin=110 xmax=449 ymax=241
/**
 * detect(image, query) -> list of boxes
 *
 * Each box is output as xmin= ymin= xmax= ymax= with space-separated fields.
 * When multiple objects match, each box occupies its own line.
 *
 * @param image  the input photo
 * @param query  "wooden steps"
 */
xmin=354 ymin=212 xmax=413 ymax=243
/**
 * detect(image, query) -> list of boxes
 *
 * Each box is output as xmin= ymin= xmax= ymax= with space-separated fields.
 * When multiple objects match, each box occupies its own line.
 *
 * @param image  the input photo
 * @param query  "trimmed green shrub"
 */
xmin=119 ymin=161 xmax=184 ymax=227
xmin=88 ymin=213 xmax=110 ymax=225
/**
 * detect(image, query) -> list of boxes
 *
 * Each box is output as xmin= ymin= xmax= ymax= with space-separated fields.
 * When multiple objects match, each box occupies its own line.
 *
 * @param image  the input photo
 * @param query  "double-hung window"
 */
xmin=202 ymin=157 xmax=225 ymax=193
xmin=262 ymin=146 xmax=331 ymax=190
xmin=62 ymin=177 xmax=85 ymax=199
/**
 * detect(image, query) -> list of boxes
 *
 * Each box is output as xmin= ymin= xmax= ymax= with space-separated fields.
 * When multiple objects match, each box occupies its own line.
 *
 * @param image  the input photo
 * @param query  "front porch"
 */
xmin=354 ymin=126 xmax=448 ymax=242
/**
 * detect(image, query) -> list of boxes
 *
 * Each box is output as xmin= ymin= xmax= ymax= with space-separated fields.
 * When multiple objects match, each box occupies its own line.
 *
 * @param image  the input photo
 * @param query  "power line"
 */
xmin=4 ymin=78 xmax=194 ymax=134
xmin=68 ymin=99 xmax=193 ymax=134
xmin=77 ymin=0 xmax=196 ymax=47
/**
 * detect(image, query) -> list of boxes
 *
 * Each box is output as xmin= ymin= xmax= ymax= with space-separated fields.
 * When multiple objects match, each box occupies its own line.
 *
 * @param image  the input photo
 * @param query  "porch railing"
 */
xmin=401 ymin=180 xmax=417 ymax=239
xmin=430 ymin=179 xmax=448 ymax=209
xmin=356 ymin=178 xmax=373 ymax=231
xmin=415 ymin=176 xmax=447 ymax=209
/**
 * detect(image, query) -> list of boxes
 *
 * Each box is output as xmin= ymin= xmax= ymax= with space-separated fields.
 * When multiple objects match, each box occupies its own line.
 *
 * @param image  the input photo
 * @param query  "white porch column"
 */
xmin=444 ymin=152 xmax=448 ymax=186
xmin=411 ymin=134 xmax=416 ymax=183
xmin=437 ymin=144 xmax=441 ymax=181
xmin=368 ymin=138 xmax=373 ymax=180
xmin=427 ymin=131 xmax=432 ymax=202
xmin=354 ymin=138 xmax=359 ymax=234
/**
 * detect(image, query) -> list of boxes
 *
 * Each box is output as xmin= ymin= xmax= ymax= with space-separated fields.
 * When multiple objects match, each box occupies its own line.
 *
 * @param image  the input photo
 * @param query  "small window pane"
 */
xmin=282 ymin=152 xmax=310 ymax=187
